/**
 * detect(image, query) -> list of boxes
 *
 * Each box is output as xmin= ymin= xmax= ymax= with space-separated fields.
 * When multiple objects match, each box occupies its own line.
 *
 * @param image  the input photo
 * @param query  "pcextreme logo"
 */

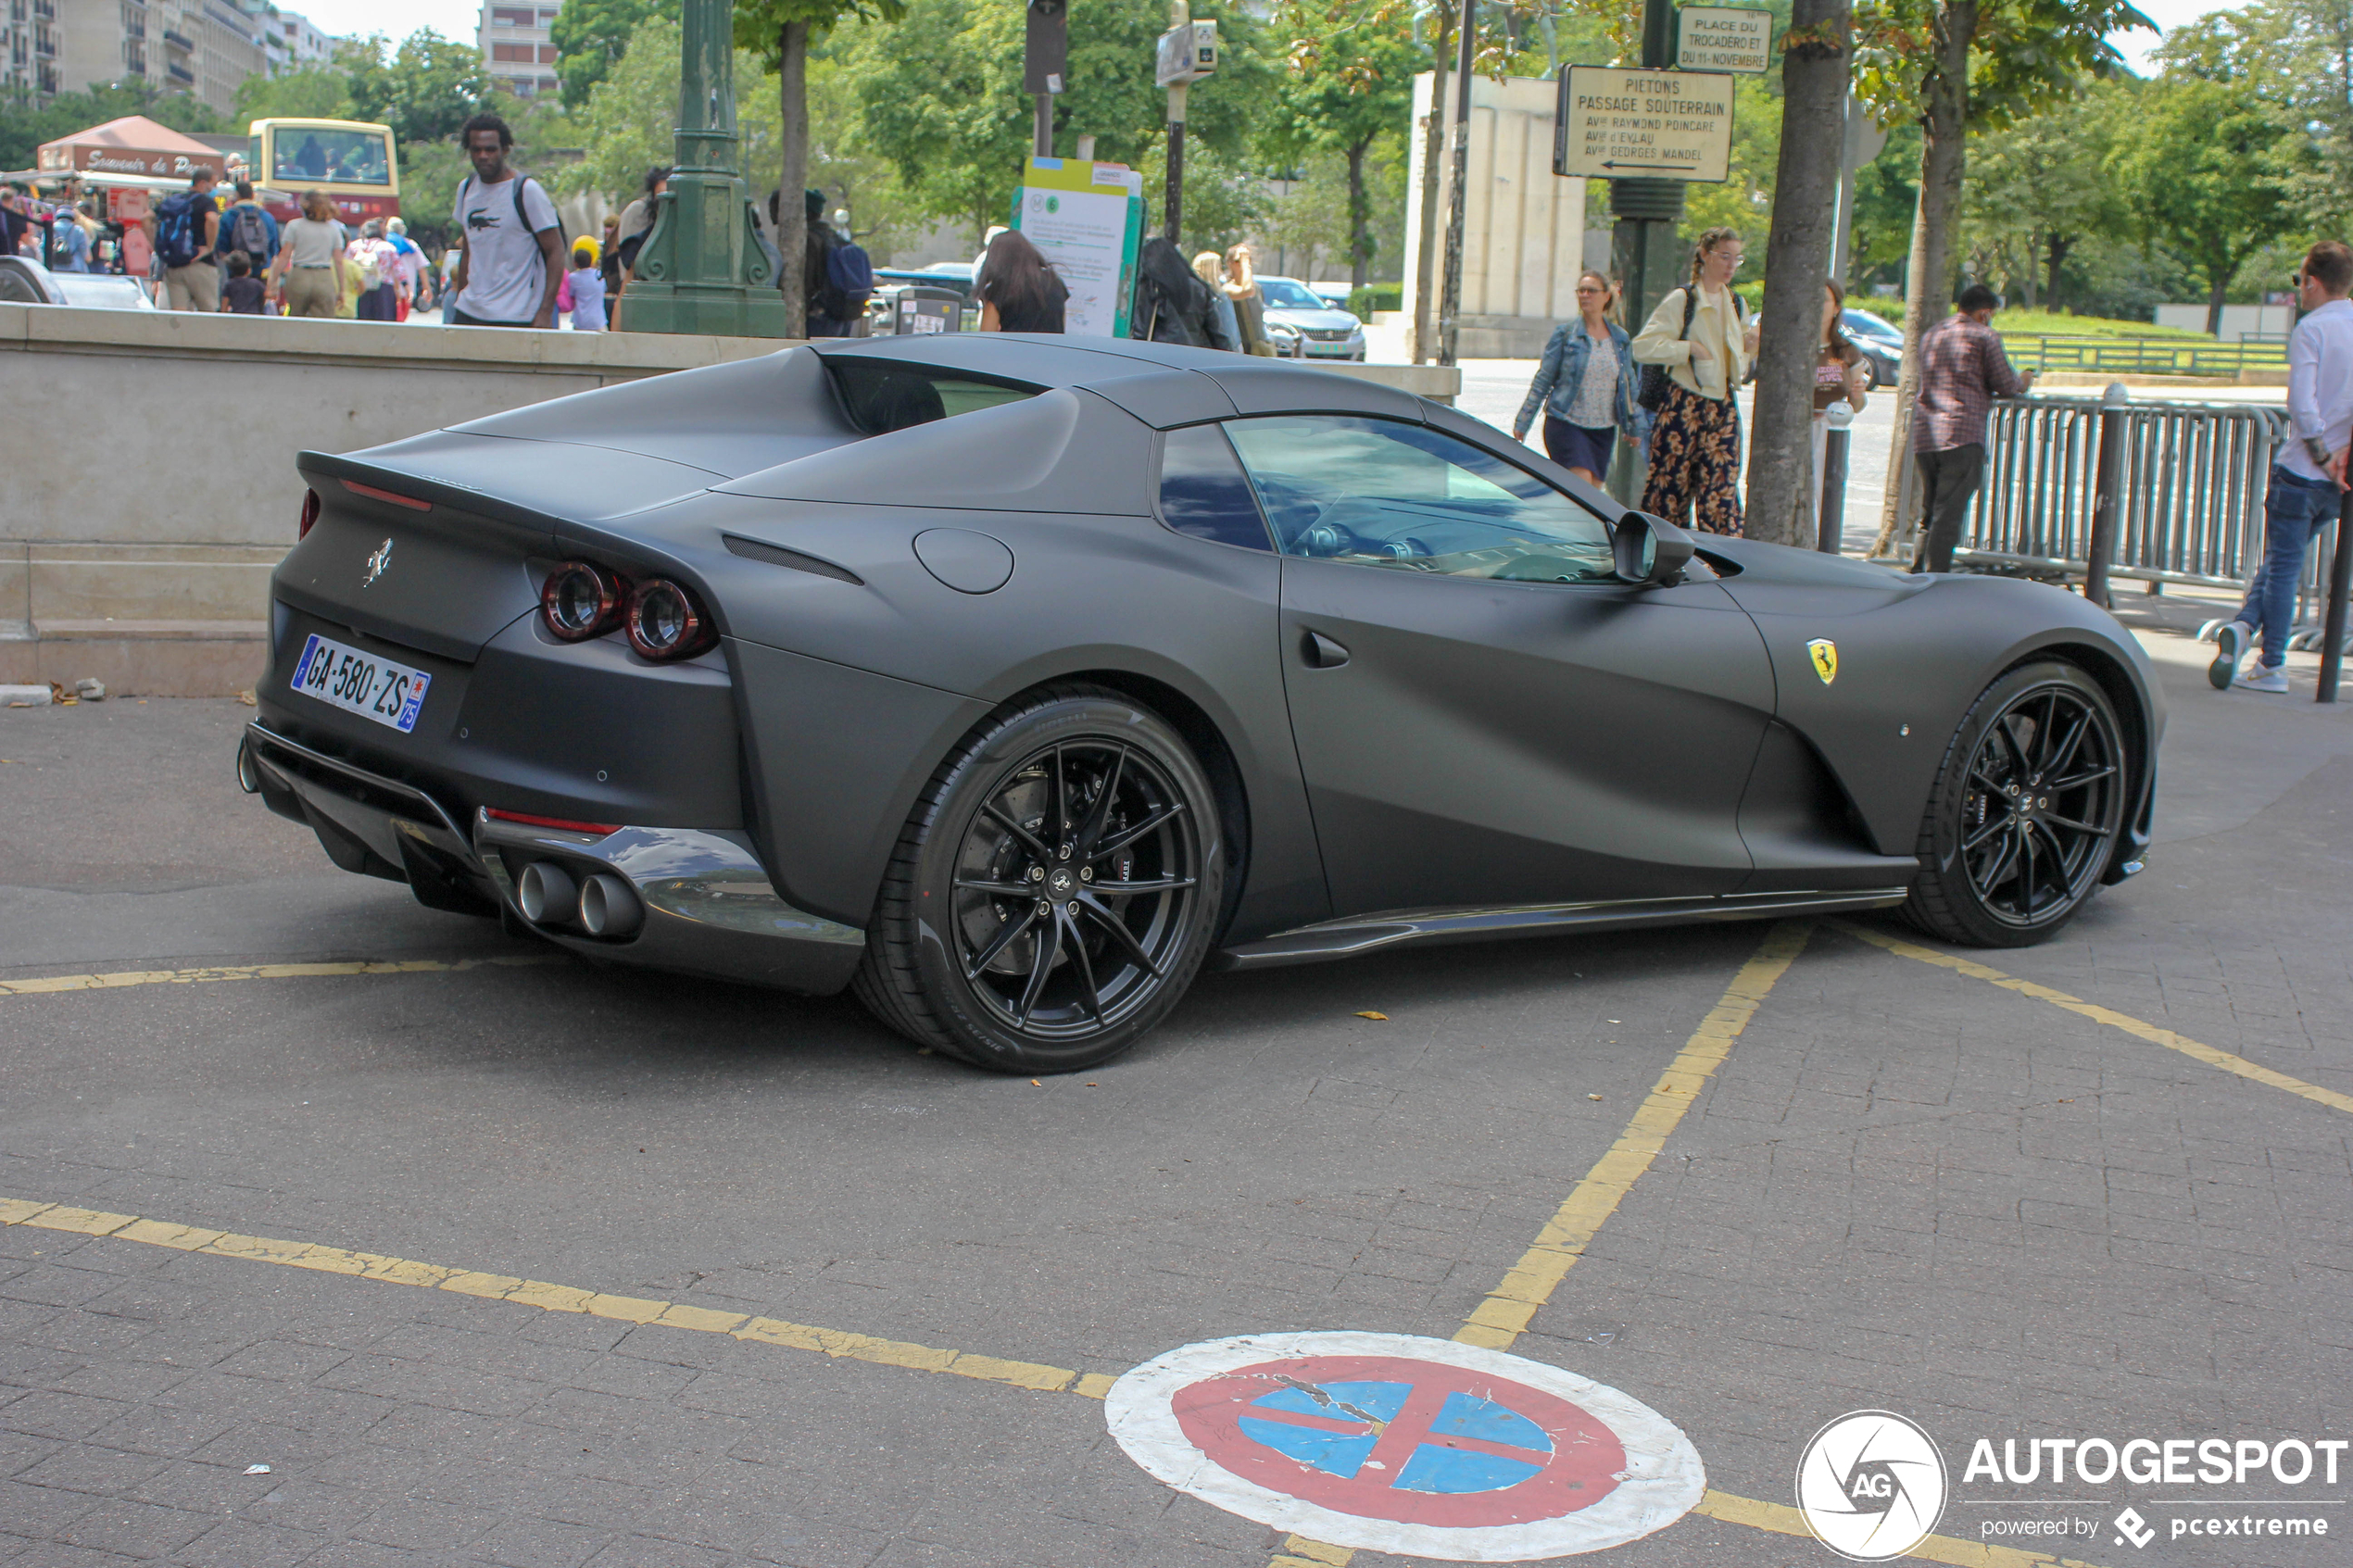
xmin=1795 ymin=1411 xmax=1948 ymax=1562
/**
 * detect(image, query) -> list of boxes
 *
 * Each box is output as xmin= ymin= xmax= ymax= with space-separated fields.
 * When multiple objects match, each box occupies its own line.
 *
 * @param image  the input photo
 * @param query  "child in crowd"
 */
xmin=560 ymin=237 xmax=607 ymax=332
xmin=220 ymin=251 xmax=267 ymax=315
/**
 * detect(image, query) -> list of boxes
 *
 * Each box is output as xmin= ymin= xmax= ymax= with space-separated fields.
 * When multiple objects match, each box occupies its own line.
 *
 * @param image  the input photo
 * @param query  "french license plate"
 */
xmin=290 ymin=633 xmax=432 ymax=734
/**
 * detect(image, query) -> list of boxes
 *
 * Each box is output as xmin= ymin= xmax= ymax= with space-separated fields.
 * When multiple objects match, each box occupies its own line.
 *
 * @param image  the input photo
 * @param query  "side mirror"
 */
xmin=1613 ymin=510 xmax=1697 ymax=586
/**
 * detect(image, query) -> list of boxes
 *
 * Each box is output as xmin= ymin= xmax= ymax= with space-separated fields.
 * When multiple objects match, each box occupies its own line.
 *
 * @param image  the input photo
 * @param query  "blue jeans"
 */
xmin=2238 ymin=466 xmax=2341 ymax=667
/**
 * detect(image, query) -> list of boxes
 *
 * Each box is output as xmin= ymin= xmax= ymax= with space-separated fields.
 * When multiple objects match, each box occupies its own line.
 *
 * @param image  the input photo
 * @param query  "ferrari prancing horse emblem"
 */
xmin=1807 ymin=637 xmax=1838 ymax=684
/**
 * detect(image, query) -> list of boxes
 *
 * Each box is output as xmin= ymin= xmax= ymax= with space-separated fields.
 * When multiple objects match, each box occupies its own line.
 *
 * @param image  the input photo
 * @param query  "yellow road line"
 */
xmin=0 ymin=955 xmax=561 ymax=997
xmin=0 ymin=1196 xmax=1115 ymax=1400
xmin=1831 ymin=921 xmax=2353 ymax=1119
xmin=1454 ymin=920 xmax=1812 ymax=1351
xmin=1695 ymin=1488 xmax=2109 ymax=1568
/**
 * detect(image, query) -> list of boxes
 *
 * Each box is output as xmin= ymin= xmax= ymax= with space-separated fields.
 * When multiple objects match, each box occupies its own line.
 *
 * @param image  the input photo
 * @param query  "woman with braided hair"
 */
xmin=1630 ymin=226 xmax=1758 ymax=533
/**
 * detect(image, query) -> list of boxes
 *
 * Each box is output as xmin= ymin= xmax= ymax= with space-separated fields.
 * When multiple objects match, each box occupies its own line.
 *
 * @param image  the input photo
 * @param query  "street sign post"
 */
xmin=1553 ymin=67 xmax=1734 ymax=182
xmin=1674 ymin=6 xmax=1772 ymax=73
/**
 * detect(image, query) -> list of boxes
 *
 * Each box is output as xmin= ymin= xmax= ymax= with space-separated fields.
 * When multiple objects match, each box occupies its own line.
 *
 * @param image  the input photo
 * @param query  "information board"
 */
xmin=1675 ymin=6 xmax=1772 ymax=73
xmin=1009 ymin=157 xmax=1145 ymax=339
xmin=1552 ymin=67 xmax=1735 ymax=182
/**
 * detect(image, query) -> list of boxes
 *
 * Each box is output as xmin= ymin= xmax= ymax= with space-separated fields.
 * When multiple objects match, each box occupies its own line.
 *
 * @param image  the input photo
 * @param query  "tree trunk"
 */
xmin=1346 ymin=139 xmax=1371 ymax=288
xmin=1872 ymin=0 xmax=1976 ymax=557
xmin=2015 ymin=237 xmax=2035 ymax=307
xmin=1743 ymin=0 xmax=1852 ymax=547
xmin=2045 ymin=232 xmax=2072 ymax=310
xmin=1411 ymin=3 xmax=1453 ymax=365
xmin=2206 ymin=271 xmax=2228 ymax=336
xmin=775 ymin=20 xmax=809 ymax=336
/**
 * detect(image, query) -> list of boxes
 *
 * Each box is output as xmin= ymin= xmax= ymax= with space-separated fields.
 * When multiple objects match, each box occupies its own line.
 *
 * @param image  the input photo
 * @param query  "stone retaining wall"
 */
xmin=0 ymin=306 xmax=1460 ymax=696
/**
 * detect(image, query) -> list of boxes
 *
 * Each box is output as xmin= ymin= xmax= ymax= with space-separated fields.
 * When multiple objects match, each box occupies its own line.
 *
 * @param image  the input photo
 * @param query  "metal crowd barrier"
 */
xmin=1951 ymin=394 xmax=2337 ymax=631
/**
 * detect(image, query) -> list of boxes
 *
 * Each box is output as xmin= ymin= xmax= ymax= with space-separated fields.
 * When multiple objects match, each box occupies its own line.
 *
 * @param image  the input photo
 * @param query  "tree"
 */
xmin=233 ymin=61 xmax=354 ymax=123
xmin=736 ymin=0 xmax=909 ymax=342
xmin=341 ymin=30 xmax=495 ymax=145
xmin=550 ymin=0 xmax=681 ymax=108
xmin=1855 ymin=0 xmax=2152 ymax=548
xmin=0 ymin=81 xmax=221 ymax=170
xmin=1265 ymin=0 xmax=1426 ymax=286
xmin=1743 ymin=0 xmax=1852 ymax=548
xmin=1961 ymin=86 xmax=2120 ymax=309
xmin=2111 ymin=75 xmax=2304 ymax=333
xmin=842 ymin=0 xmax=1266 ymax=245
xmin=559 ymin=15 xmax=790 ymax=204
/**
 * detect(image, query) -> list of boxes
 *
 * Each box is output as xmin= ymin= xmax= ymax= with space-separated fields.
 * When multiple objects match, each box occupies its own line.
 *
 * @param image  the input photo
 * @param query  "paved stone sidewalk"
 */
xmin=1 ymin=622 xmax=2347 ymax=1567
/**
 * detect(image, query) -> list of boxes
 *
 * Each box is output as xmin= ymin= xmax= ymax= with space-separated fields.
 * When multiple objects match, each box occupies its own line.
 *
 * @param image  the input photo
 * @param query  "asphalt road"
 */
xmin=3 ymin=604 xmax=2351 ymax=1567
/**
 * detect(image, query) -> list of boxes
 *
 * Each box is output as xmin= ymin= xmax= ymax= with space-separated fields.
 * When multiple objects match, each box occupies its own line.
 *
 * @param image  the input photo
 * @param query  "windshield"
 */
xmin=272 ymin=127 xmax=391 ymax=187
xmin=1257 ymin=278 xmax=1322 ymax=309
xmin=1843 ymin=309 xmax=1898 ymax=339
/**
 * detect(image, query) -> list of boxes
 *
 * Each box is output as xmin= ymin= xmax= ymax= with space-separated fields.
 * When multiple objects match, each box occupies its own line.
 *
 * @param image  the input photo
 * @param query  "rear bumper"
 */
xmin=241 ymin=721 xmax=865 ymax=996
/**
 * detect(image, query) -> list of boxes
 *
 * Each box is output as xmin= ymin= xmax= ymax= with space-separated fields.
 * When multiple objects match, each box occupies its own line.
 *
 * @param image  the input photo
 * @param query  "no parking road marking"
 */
xmin=1109 ymin=1332 xmax=1704 ymax=1562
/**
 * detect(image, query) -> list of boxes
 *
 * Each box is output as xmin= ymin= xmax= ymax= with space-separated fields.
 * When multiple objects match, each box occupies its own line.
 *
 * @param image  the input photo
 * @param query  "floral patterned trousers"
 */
xmin=1640 ymin=381 xmax=1743 ymax=535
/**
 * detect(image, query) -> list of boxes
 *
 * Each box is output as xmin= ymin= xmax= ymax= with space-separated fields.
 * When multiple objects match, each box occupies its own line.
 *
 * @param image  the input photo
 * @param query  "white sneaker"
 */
xmin=2234 ymin=661 xmax=2290 ymax=694
xmin=2209 ymin=620 xmax=2254 ymax=689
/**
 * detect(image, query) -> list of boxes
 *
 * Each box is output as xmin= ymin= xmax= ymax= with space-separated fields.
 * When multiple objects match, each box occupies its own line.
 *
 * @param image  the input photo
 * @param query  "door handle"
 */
xmin=1301 ymin=631 xmax=1351 ymax=669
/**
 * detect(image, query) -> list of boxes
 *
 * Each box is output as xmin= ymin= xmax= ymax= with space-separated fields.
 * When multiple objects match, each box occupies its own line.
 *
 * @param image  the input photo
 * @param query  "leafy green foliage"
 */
xmin=233 ymin=61 xmax=354 ymax=123
xmin=339 ymin=31 xmax=495 ymax=144
xmin=1853 ymin=0 xmax=2152 ymax=135
xmin=1960 ymin=80 xmax=2121 ymax=307
xmin=1264 ymin=0 xmax=1425 ymax=281
xmin=0 ymin=81 xmax=222 ymax=171
xmin=557 ymin=16 xmax=787 ymax=204
xmin=2108 ymin=73 xmax=2307 ymax=325
xmin=550 ymin=0 xmax=681 ymax=109
xmin=839 ymin=0 xmax=1269 ymax=244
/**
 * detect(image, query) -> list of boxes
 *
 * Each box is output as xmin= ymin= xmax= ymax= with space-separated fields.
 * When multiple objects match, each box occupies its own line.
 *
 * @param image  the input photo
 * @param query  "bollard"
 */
xmin=2083 ymin=382 xmax=2130 ymax=609
xmin=2321 ymin=492 xmax=2353 ymax=704
xmin=1818 ymin=401 xmax=1852 ymax=553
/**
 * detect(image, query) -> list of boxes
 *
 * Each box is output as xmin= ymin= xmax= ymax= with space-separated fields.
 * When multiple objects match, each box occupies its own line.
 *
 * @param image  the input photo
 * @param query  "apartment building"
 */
xmin=6 ymin=0 xmax=265 ymax=117
xmin=260 ymin=6 xmax=332 ymax=75
xmin=478 ymin=0 xmax=559 ymax=98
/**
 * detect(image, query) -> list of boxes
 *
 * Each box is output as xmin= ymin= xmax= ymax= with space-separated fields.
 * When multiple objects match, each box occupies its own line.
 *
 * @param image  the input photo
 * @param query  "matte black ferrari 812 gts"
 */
xmin=240 ymin=336 xmax=2161 ymax=1072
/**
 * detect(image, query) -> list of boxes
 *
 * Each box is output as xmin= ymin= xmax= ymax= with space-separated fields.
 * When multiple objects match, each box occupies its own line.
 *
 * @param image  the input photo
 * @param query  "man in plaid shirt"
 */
xmin=1910 ymin=283 xmax=2035 ymax=571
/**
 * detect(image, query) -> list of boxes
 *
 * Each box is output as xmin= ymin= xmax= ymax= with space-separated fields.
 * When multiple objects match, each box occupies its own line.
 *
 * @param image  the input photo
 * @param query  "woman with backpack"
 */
xmin=1630 ymin=226 xmax=1757 ymax=534
xmin=975 ymin=228 xmax=1067 ymax=333
xmin=1512 ymin=270 xmax=1640 ymax=486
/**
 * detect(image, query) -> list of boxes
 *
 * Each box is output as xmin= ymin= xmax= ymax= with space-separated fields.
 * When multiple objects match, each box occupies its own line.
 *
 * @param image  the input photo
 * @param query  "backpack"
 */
xmin=1131 ymin=235 xmax=1211 ymax=346
xmin=156 ymin=192 xmax=212 ymax=270
xmin=1637 ymin=285 xmax=1745 ymax=410
xmin=820 ymin=237 xmax=874 ymax=321
xmin=228 ymin=204 xmax=271 ymax=265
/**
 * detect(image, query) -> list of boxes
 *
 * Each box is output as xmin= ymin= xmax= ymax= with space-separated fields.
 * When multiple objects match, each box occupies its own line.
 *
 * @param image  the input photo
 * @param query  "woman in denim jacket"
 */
xmin=1512 ymin=270 xmax=1642 ymax=486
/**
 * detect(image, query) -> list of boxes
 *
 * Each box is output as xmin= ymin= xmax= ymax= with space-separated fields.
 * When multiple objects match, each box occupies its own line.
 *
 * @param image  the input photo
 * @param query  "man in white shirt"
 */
xmin=446 ymin=112 xmax=564 ymax=329
xmin=2211 ymin=242 xmax=2353 ymax=694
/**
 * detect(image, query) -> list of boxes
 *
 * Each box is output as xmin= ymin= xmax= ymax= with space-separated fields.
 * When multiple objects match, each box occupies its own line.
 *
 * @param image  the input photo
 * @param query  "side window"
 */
xmin=1222 ymin=415 xmax=1618 ymax=583
xmin=1157 ymin=423 xmax=1274 ymax=552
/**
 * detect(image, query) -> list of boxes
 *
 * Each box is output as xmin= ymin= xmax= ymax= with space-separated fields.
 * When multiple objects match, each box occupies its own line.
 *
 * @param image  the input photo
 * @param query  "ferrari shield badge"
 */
xmin=1806 ymin=638 xmax=1838 ymax=684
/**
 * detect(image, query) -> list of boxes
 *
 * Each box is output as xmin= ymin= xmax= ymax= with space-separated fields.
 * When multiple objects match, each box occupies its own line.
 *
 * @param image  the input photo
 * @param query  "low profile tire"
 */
xmin=1905 ymin=660 xmax=2128 ymax=947
xmin=852 ymin=686 xmax=1225 ymax=1073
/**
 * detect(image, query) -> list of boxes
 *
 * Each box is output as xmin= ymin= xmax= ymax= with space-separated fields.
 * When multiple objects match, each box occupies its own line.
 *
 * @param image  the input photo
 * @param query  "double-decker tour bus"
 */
xmin=246 ymin=119 xmax=400 ymax=229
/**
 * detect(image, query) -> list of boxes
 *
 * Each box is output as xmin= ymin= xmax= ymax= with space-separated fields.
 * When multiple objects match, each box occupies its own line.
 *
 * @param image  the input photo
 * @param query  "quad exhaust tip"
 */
xmin=517 ymin=861 xmax=577 ymax=925
xmin=579 ymin=872 xmax=642 ymax=938
xmin=517 ymin=861 xmax=642 ymax=938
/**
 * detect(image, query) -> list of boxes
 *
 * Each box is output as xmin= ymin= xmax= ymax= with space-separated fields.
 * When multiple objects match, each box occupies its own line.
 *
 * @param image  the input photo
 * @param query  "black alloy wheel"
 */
xmin=853 ymin=687 xmax=1224 ymax=1072
xmin=1906 ymin=660 xmax=2128 ymax=947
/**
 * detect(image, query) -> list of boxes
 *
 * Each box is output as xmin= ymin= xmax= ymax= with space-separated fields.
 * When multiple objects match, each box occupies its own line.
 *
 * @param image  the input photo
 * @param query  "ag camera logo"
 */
xmin=1796 ymin=1411 xmax=1948 ymax=1561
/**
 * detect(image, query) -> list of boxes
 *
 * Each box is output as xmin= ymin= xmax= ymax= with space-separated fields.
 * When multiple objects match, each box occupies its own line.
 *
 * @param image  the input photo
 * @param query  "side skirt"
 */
xmin=1211 ymin=886 xmax=1912 ymax=972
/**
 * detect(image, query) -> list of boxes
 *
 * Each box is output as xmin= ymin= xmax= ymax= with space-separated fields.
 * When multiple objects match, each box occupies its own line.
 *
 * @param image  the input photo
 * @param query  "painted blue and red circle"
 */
xmin=1171 ymin=1354 xmax=1629 ymax=1527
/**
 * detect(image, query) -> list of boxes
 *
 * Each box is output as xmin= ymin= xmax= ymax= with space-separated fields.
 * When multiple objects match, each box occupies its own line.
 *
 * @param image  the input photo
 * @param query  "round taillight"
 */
xmin=298 ymin=489 xmax=321 ymax=539
xmin=542 ymin=560 xmax=625 ymax=642
xmin=625 ymin=578 xmax=714 ymax=660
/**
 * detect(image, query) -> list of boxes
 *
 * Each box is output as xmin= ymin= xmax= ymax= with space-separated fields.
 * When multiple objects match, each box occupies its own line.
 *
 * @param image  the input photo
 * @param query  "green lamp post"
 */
xmin=616 ymin=0 xmax=793 ymax=336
